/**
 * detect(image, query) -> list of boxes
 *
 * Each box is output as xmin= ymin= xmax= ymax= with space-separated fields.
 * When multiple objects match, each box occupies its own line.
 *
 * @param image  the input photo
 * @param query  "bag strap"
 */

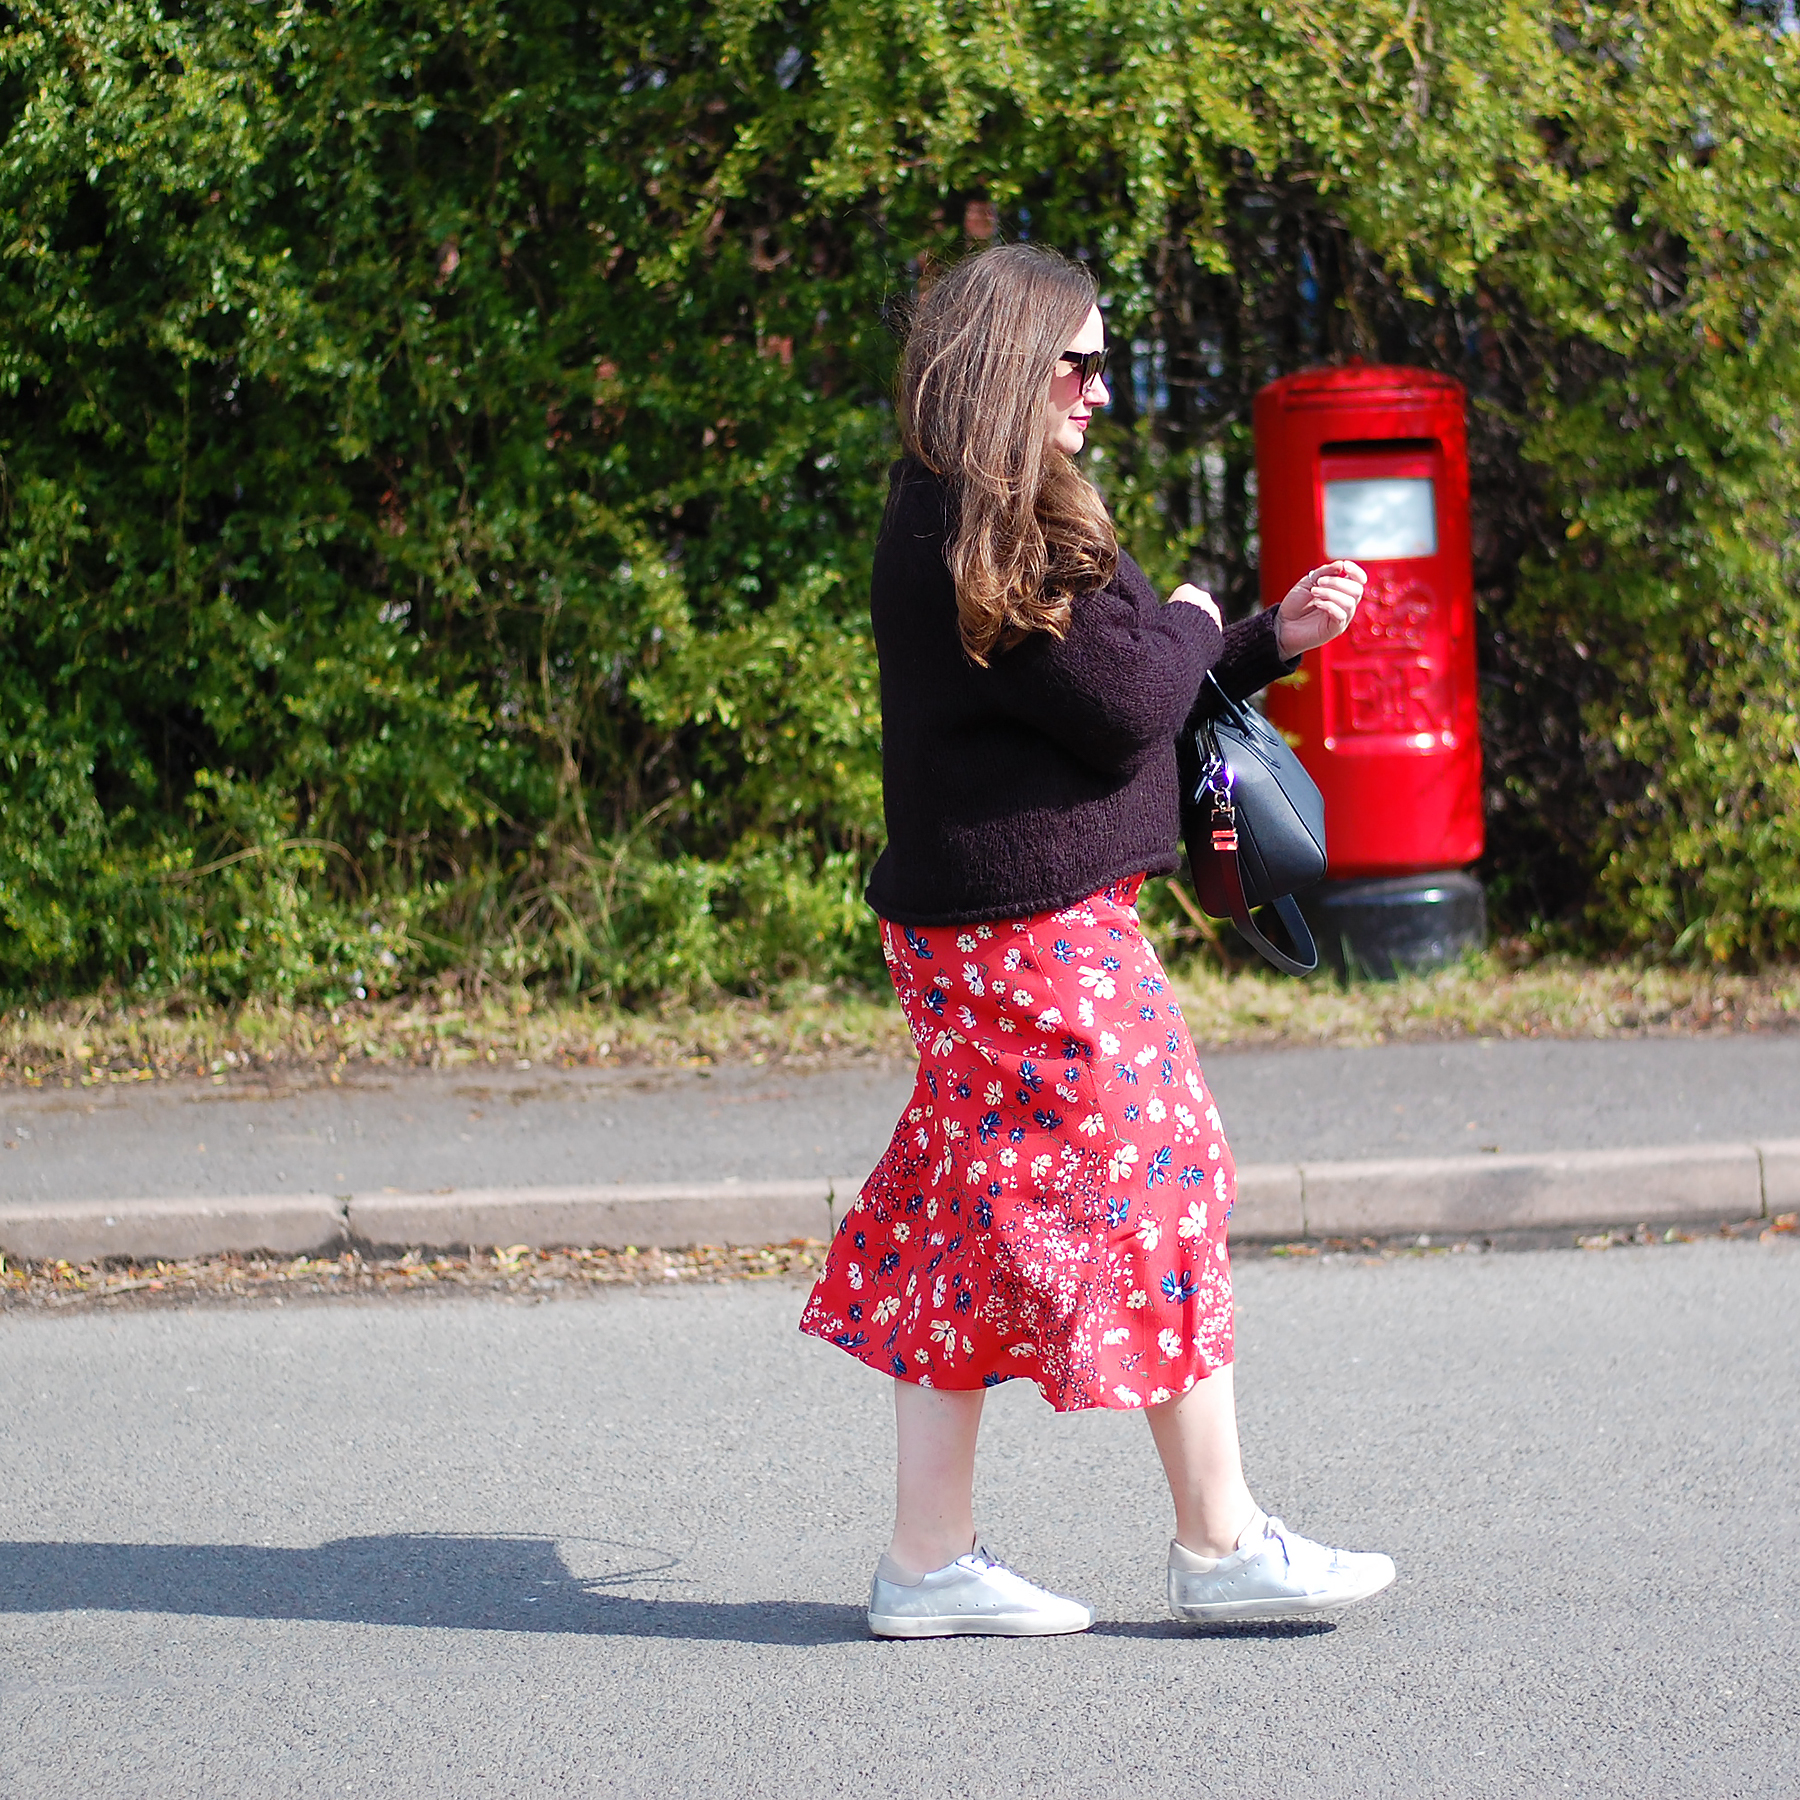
xmin=1207 ymin=786 xmax=1320 ymax=977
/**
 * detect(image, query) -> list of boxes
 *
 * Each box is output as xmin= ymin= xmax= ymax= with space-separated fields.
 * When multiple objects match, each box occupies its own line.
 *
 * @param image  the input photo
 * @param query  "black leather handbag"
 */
xmin=1178 ymin=673 xmax=1327 ymax=976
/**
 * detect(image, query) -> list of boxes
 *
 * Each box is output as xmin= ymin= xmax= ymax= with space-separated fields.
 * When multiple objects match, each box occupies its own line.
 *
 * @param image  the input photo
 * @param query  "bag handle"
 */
xmin=1205 ymin=772 xmax=1320 ymax=977
xmin=1195 ymin=669 xmax=1252 ymax=731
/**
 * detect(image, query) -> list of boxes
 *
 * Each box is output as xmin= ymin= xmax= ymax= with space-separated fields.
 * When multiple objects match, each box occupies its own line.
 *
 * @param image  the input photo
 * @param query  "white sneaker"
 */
xmin=868 ymin=1543 xmax=1095 ymax=1639
xmin=1167 ymin=1511 xmax=1395 ymax=1623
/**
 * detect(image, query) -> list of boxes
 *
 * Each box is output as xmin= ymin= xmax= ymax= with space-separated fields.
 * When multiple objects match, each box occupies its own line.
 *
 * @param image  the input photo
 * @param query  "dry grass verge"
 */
xmin=0 ymin=1241 xmax=830 ymax=1313
xmin=1171 ymin=954 xmax=1800 ymax=1048
xmin=3 ymin=953 xmax=1796 ymax=1091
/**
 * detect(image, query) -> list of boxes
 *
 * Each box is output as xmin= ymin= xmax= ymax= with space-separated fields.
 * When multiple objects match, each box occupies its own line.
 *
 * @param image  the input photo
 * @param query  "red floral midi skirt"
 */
xmin=799 ymin=875 xmax=1236 ymax=1412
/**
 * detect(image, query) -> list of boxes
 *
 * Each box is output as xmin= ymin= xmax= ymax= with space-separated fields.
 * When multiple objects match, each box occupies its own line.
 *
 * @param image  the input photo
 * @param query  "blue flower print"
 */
xmin=1165 ymin=1030 xmax=1182 ymax=1057
xmin=1051 ymin=938 xmax=1076 ymax=964
xmin=835 ymin=1330 xmax=870 ymax=1350
xmin=1161 ymin=1058 xmax=1176 ymax=1085
xmin=1123 ymin=1104 xmax=1140 ymax=1123
xmin=1101 ymin=955 xmax=1121 ymax=972
xmin=848 ymin=1302 xmax=864 ymax=1321
xmin=1106 ymin=926 xmax=1125 ymax=941
xmin=1061 ymin=1036 xmax=1092 ymax=1063
xmin=952 ymin=1078 xmax=972 ymax=1101
xmin=977 ymin=1110 xmax=1001 ymax=1143
xmin=1017 ymin=1059 xmax=1043 ymax=1093
xmin=1178 ymin=1165 xmax=1207 ymax=1188
xmin=891 ymin=1356 xmax=908 ymax=1377
xmin=878 ymin=1251 xmax=901 ymax=1276
xmin=925 ymin=1069 xmax=939 ymax=1099
xmin=1146 ymin=1146 xmax=1172 ymax=1185
xmin=1031 ymin=1108 xmax=1064 ymax=1133
xmin=923 ymin=987 xmax=947 ymax=1016
xmin=1137 ymin=973 xmax=1165 ymax=996
xmin=987 ymin=1180 xmax=1003 ymax=1200
xmin=1114 ymin=1063 xmax=1139 ymax=1086
xmin=1009 ymin=1125 xmax=1026 ymax=1144
xmin=976 ymin=1197 xmax=994 ymax=1229
xmin=903 ymin=927 xmax=934 ymax=959
xmin=1138 ymin=1004 xmax=1158 ymax=1022
xmin=853 ymin=1230 xmax=867 ymax=1249
xmin=905 ymin=1194 xmax=925 ymax=1216
xmin=983 ymin=1371 xmax=1005 ymax=1387
xmin=1106 ymin=1195 xmax=1131 ymax=1227
xmin=1162 ymin=1269 xmax=1199 ymax=1304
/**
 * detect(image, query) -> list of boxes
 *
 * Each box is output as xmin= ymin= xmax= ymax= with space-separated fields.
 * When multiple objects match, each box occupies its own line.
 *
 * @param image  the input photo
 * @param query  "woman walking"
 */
xmin=799 ymin=243 xmax=1394 ymax=1638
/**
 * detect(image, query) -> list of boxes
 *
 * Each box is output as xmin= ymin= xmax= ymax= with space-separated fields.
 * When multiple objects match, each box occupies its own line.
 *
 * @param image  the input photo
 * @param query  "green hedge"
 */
xmin=1 ymin=0 xmax=1796 ymax=1004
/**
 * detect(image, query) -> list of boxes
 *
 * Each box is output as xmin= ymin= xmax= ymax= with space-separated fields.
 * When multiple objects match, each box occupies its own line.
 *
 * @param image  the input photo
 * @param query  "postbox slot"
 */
xmin=1317 ymin=437 xmax=1441 ymax=456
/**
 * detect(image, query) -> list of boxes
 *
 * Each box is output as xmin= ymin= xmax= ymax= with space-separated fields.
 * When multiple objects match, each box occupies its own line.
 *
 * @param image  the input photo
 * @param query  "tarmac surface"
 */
xmin=4 ymin=1033 xmax=1797 ymax=1204
xmin=2 ymin=1236 xmax=1796 ymax=1797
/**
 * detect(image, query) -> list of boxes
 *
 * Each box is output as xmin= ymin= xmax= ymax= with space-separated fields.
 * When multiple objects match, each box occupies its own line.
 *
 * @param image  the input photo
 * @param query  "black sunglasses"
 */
xmin=1056 ymin=347 xmax=1110 ymax=387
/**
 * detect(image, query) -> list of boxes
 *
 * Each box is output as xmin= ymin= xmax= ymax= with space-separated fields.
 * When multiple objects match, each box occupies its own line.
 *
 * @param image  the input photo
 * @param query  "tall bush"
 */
xmin=1 ymin=0 xmax=1795 ymax=1004
xmin=1 ymin=0 xmax=897 ymax=1001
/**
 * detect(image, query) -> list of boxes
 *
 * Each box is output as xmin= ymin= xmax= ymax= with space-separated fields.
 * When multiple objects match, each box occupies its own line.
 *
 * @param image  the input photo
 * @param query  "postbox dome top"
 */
xmin=1260 ymin=361 xmax=1465 ymax=409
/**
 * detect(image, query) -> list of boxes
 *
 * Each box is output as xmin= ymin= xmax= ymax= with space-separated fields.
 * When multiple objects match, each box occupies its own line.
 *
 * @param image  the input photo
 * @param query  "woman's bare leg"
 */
xmin=1145 ymin=1362 xmax=1258 ymax=1558
xmin=886 ymin=1381 xmax=985 ymax=1575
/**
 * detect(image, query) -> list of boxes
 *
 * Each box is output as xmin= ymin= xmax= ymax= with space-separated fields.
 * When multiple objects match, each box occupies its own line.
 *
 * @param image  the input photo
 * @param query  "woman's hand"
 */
xmin=1168 ymin=583 xmax=1223 ymax=631
xmin=1275 ymin=560 xmax=1367 ymax=658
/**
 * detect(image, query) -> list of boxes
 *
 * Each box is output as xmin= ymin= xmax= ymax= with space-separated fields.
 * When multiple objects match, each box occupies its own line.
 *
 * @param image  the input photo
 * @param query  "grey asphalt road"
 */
xmin=3 ymin=1034 xmax=1796 ymax=1204
xmin=2 ymin=1238 xmax=1796 ymax=1798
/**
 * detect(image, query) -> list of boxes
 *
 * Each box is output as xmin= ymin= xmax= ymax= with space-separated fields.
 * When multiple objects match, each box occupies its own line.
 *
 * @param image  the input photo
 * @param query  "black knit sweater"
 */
xmin=865 ymin=459 xmax=1296 ymax=926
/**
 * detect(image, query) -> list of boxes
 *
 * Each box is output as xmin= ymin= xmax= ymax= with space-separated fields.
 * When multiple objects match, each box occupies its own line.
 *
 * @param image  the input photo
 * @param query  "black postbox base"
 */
xmin=1295 ymin=870 xmax=1488 ymax=981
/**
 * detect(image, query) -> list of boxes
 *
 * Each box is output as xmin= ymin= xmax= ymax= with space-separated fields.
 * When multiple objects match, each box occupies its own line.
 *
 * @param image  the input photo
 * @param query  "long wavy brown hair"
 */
xmin=897 ymin=244 xmax=1118 ymax=665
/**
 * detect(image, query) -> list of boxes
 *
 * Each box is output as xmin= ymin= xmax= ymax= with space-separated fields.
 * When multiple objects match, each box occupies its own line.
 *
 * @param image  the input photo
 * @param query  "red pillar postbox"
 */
xmin=1257 ymin=365 xmax=1483 ymax=873
xmin=1255 ymin=364 xmax=1485 ymax=971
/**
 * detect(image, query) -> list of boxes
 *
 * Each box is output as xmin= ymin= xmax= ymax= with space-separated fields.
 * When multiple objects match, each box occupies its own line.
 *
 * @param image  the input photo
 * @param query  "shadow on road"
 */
xmin=0 ymin=1533 xmax=866 ymax=1644
xmin=1 ymin=1534 xmax=1343 ymax=1643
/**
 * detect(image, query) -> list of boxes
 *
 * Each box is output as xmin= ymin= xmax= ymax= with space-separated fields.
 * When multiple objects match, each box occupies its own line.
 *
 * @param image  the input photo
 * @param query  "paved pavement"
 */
xmin=4 ymin=1035 xmax=1797 ymax=1204
xmin=2 ymin=1237 xmax=1795 ymax=1797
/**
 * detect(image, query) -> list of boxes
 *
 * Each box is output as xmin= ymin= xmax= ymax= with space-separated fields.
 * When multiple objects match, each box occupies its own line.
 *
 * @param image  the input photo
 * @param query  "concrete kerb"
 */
xmin=0 ymin=1194 xmax=350 ymax=1265
xmin=347 ymin=1179 xmax=839 ymax=1256
xmin=1295 ymin=1141 xmax=1768 ymax=1239
xmin=1 ymin=1142 xmax=1786 ymax=1266
xmin=1759 ymin=1139 xmax=1800 ymax=1214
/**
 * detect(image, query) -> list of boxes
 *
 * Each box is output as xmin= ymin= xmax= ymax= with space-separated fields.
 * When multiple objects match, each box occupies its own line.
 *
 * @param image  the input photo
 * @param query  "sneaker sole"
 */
xmin=1170 ymin=1565 xmax=1396 ymax=1624
xmin=869 ymin=1609 xmax=1096 ymax=1639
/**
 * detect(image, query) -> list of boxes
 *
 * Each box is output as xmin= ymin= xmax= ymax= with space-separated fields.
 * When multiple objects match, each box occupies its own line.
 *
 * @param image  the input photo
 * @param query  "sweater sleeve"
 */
xmin=1196 ymin=606 xmax=1302 ymax=718
xmin=985 ymin=559 xmax=1225 ymax=775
